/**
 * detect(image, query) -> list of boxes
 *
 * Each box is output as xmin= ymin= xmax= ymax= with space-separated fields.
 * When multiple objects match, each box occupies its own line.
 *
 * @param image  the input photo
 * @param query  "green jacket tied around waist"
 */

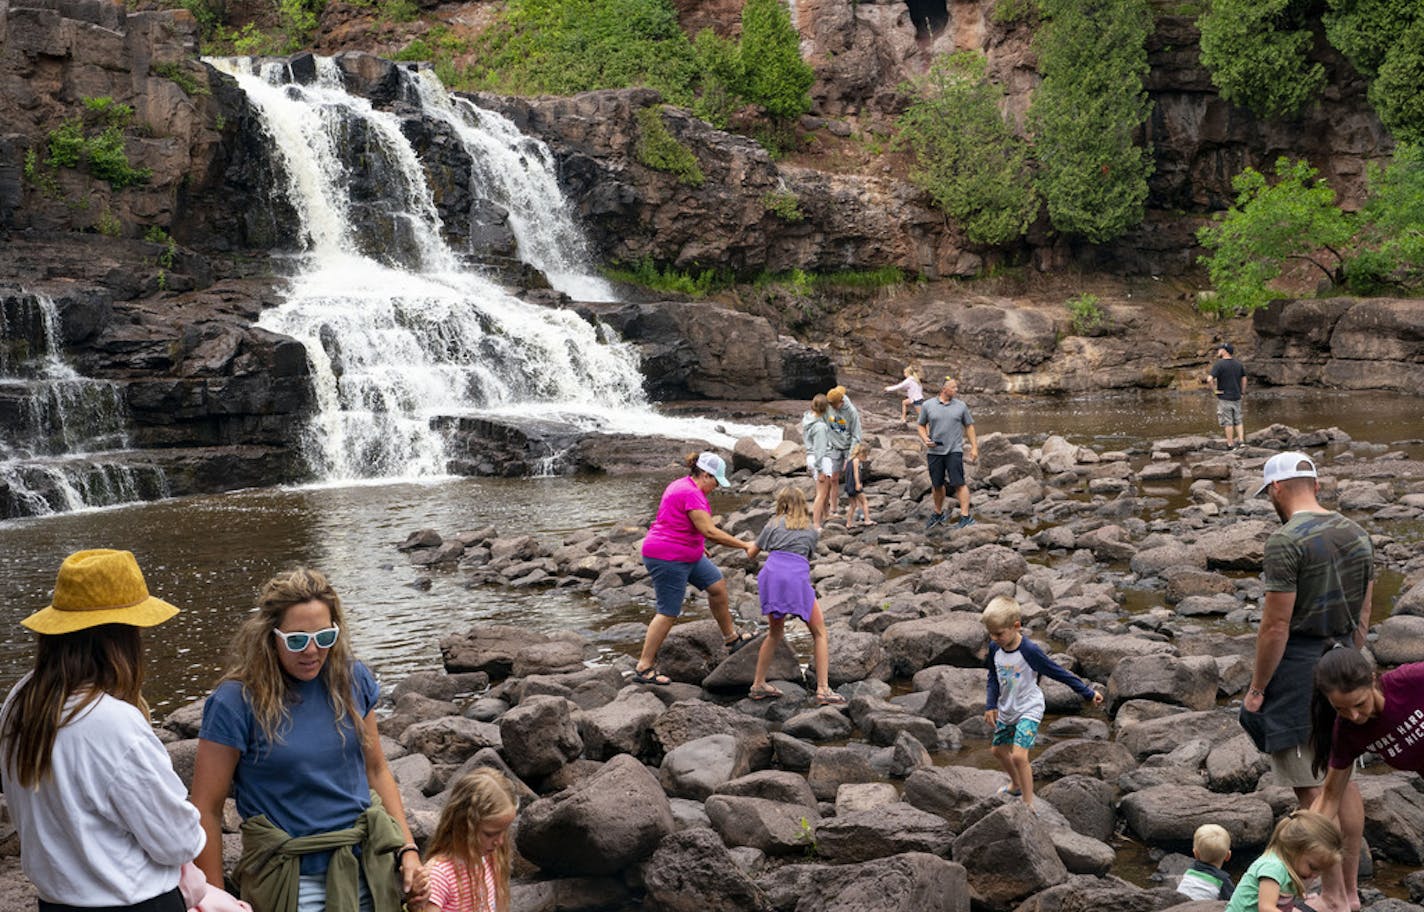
xmin=235 ymin=792 xmax=405 ymax=912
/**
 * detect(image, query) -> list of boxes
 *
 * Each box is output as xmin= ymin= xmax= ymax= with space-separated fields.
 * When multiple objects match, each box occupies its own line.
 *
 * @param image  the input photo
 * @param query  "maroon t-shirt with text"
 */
xmin=1329 ymin=662 xmax=1424 ymax=774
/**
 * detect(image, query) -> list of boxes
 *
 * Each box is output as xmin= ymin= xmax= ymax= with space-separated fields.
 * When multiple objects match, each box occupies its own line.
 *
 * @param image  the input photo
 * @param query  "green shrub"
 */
xmin=991 ymin=0 xmax=1037 ymax=24
xmin=152 ymin=62 xmax=211 ymax=97
xmin=738 ymin=0 xmax=813 ymax=120
xmin=1369 ymin=17 xmax=1424 ymax=144
xmin=602 ymin=257 xmax=728 ymax=296
xmin=1198 ymin=0 xmax=1325 ymax=119
xmin=896 ymin=51 xmax=1038 ymax=245
xmin=378 ymin=0 xmax=418 ymax=23
xmin=95 ymin=209 xmax=122 ymax=237
xmin=1066 ymin=292 xmax=1103 ymax=334
xmin=87 ymin=126 xmax=151 ymax=189
xmin=635 ymin=105 xmax=704 ymax=186
xmin=1029 ymin=0 xmax=1154 ymax=242
xmin=1323 ymin=0 xmax=1418 ymax=77
xmin=277 ymin=0 xmax=323 ymax=50
xmin=1196 ymin=157 xmax=1353 ymax=314
xmin=178 ymin=0 xmax=223 ymax=35
xmin=47 ymin=120 xmax=85 ymax=169
xmin=691 ymin=28 xmax=744 ymax=128
xmin=763 ymin=190 xmax=803 ymax=222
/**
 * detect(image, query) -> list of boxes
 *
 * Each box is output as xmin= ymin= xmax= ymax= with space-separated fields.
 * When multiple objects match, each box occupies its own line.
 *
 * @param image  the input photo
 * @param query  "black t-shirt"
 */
xmin=1210 ymin=359 xmax=1245 ymax=400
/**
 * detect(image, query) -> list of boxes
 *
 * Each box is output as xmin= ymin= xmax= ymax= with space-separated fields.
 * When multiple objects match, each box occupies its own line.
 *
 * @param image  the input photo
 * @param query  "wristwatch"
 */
xmin=1247 ymin=687 xmax=1265 ymax=698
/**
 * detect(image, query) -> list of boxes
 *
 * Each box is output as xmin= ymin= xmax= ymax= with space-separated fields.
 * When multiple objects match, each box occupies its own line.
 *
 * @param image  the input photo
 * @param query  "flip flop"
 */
xmin=631 ymin=666 xmax=671 ymax=686
xmin=748 ymin=685 xmax=782 ymax=701
xmin=995 ymin=785 xmax=1023 ymax=797
xmin=724 ymin=631 xmax=755 ymax=653
xmin=815 ymin=691 xmax=848 ymax=706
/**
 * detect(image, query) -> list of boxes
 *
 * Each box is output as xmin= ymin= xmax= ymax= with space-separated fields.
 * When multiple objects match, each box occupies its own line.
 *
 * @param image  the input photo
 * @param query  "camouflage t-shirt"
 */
xmin=1263 ymin=510 xmax=1374 ymax=638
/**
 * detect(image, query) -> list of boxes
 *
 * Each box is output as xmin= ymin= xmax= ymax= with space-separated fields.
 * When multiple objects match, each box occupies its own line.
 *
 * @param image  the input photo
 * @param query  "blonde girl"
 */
xmin=1225 ymin=811 xmax=1342 ymax=912
xmin=884 ymin=365 xmax=925 ymax=422
xmin=749 ymin=487 xmax=845 ymax=706
xmin=418 ymin=768 xmax=518 ymax=912
xmin=800 ymin=394 xmax=834 ymax=529
xmin=842 ymin=442 xmax=875 ymax=527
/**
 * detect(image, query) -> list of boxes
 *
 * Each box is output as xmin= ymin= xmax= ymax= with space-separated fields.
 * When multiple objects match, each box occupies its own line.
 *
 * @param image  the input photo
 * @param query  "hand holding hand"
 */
xmin=745 ymin=543 xmax=760 ymax=560
xmin=400 ymin=851 xmax=427 ymax=902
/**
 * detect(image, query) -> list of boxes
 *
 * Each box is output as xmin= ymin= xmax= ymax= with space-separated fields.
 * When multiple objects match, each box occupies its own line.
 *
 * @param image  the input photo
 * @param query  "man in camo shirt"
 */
xmin=1242 ymin=451 xmax=1373 ymax=912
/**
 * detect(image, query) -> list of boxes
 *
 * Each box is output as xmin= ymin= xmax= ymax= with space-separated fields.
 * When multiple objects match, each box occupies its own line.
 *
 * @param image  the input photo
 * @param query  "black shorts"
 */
xmin=927 ymin=452 xmax=964 ymax=490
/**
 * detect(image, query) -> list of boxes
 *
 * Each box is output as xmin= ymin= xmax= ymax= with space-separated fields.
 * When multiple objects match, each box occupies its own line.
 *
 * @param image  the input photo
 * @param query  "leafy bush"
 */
xmin=86 ymin=126 xmax=152 ymax=189
xmin=634 ymin=105 xmax=704 ymax=186
xmin=1028 ymin=0 xmax=1154 ymax=242
xmin=1066 ymin=293 xmax=1103 ymax=334
xmin=762 ymin=190 xmax=803 ymax=222
xmin=991 ymin=0 xmax=1037 ymax=24
xmin=1323 ymin=0 xmax=1418 ymax=77
xmin=44 ymin=99 xmax=151 ymax=190
xmin=1198 ymin=0 xmax=1324 ymax=119
xmin=896 ymin=51 xmax=1038 ymax=245
xmin=691 ymin=28 xmax=744 ymax=128
xmin=152 ymin=62 xmax=211 ymax=97
xmin=1196 ymin=157 xmax=1353 ymax=314
xmin=47 ymin=120 xmax=85 ymax=169
xmin=1352 ymin=141 xmax=1424 ymax=286
xmin=378 ymin=0 xmax=418 ymax=23
xmin=602 ymin=257 xmax=728 ymax=296
xmin=1369 ymin=17 xmax=1424 ymax=144
xmin=468 ymin=0 xmax=699 ymax=103
xmin=738 ymin=0 xmax=813 ymax=120
xmin=277 ymin=0 xmax=323 ymax=50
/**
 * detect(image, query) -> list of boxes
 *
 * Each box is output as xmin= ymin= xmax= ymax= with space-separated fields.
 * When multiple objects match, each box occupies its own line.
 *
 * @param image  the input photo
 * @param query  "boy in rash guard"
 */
xmin=982 ymin=596 xmax=1102 ymax=807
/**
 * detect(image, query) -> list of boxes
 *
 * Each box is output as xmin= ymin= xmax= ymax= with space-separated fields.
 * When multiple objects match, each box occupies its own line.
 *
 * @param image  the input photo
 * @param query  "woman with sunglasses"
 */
xmin=190 ymin=568 xmax=425 ymax=912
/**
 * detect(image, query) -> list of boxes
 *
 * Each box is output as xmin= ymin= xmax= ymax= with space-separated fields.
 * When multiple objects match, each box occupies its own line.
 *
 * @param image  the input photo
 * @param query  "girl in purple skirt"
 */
xmin=748 ymin=487 xmax=846 ymax=706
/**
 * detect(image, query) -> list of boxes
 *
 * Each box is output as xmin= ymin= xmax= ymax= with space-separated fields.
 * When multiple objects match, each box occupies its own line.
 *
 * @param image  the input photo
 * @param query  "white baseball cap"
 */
xmin=696 ymin=452 xmax=730 ymax=487
xmin=1253 ymin=451 xmax=1317 ymax=497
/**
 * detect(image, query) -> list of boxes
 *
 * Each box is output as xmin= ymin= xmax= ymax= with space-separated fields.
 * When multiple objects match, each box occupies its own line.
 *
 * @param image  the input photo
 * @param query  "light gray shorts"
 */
xmin=1217 ymin=399 xmax=1243 ymax=427
xmin=1269 ymin=743 xmax=1325 ymax=789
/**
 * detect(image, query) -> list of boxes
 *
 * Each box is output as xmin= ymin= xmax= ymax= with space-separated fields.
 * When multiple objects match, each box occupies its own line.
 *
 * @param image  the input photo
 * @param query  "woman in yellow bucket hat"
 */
xmin=0 ymin=549 xmax=206 ymax=912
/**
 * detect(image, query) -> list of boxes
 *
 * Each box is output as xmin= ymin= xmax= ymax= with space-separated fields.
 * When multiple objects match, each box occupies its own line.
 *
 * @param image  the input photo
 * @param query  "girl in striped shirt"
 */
xmin=419 ymin=769 xmax=518 ymax=912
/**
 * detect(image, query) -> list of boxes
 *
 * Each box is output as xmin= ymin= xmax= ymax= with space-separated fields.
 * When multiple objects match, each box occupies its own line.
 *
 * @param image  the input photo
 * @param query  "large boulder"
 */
xmin=577 ymin=687 xmax=666 ymax=760
xmin=952 ymin=802 xmax=1069 ymax=910
xmin=660 ymin=734 xmax=751 ymax=800
xmin=1193 ymin=521 xmax=1273 ymax=571
xmin=882 ymin=612 xmax=987 ymax=676
xmin=704 ymin=795 xmax=817 ymax=856
xmin=440 ymin=624 xmax=550 ymax=677
xmin=1115 ymin=709 xmax=1242 ymax=761
xmin=1119 ymin=784 xmax=1274 ymax=852
xmin=497 ymin=695 xmax=583 ymax=779
xmin=757 ymin=852 xmax=970 ymax=912
xmin=1106 ymin=655 xmax=1220 ymax=712
xmin=400 ymin=717 xmax=502 ymax=765
xmin=1067 ymin=636 xmax=1174 ymax=681
xmin=641 ymin=827 xmax=774 ymax=912
xmin=904 ymin=765 xmax=1009 ymax=830
xmin=815 ymin=802 xmax=957 ymax=863
xmin=515 ymin=754 xmax=675 ymax=876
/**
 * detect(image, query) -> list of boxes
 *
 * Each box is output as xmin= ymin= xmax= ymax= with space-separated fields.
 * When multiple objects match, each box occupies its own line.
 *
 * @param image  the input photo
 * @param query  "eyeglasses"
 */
xmin=272 ymin=625 xmax=340 ymax=652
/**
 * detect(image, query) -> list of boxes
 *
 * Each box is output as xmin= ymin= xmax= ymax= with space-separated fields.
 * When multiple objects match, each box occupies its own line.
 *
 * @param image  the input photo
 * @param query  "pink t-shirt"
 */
xmin=1329 ymin=662 xmax=1424 ymax=774
xmin=641 ymin=475 xmax=710 ymax=563
xmin=425 ymin=855 xmax=499 ymax=912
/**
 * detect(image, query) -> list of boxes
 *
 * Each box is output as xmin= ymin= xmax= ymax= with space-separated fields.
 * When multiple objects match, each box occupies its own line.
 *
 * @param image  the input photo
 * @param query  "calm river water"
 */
xmin=2 ymin=389 xmax=1421 ymax=715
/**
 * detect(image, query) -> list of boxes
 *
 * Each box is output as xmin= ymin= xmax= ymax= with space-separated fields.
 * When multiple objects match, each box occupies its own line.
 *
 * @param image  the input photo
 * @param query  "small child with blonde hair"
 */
xmin=842 ymin=442 xmax=875 ymax=527
xmin=983 ymin=596 xmax=1101 ymax=807
xmin=1177 ymin=823 xmax=1235 ymax=901
xmin=417 ymin=768 xmax=518 ymax=912
xmin=884 ymin=365 xmax=925 ymax=422
xmin=1225 ymin=811 xmax=1342 ymax=912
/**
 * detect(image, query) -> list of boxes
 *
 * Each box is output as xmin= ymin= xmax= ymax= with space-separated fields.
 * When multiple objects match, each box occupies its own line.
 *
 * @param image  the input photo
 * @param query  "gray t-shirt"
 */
xmin=756 ymin=517 xmax=819 ymax=558
xmin=918 ymin=397 xmax=974 ymax=455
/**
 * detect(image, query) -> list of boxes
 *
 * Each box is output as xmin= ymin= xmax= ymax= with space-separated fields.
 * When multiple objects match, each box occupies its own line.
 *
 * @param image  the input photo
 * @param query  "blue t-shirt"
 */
xmin=200 ymin=661 xmax=380 ymax=875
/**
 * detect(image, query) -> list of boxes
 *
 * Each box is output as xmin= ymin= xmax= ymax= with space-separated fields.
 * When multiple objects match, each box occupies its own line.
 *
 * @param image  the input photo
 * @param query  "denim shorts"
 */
xmin=298 ymin=873 xmax=373 ymax=912
xmin=644 ymin=555 xmax=723 ymax=617
xmin=992 ymin=717 xmax=1040 ymax=750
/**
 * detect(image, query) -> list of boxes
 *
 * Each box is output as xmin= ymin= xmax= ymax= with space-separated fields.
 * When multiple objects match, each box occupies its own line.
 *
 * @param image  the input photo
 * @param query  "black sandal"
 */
xmin=631 ymin=666 xmax=672 ymax=685
xmin=724 ymin=630 xmax=755 ymax=653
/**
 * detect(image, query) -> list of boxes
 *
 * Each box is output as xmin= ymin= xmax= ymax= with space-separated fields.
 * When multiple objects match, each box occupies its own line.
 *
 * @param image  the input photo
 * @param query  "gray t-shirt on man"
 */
xmin=918 ymin=397 xmax=974 ymax=455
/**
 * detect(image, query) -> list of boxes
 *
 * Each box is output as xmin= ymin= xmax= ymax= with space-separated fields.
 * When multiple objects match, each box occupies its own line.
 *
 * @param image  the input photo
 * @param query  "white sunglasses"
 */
xmin=272 ymin=625 xmax=340 ymax=652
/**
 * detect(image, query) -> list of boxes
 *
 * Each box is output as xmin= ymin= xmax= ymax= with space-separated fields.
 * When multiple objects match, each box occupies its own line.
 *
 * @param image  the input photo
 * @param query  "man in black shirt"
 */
xmin=1208 ymin=343 xmax=1247 ymax=447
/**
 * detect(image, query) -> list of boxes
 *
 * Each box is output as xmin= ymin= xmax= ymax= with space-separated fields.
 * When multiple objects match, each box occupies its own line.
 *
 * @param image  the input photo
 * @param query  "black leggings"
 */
xmin=39 ymin=887 xmax=184 ymax=912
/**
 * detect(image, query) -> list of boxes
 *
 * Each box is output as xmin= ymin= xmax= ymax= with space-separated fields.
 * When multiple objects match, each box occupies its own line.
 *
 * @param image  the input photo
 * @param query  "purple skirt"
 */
xmin=757 ymin=550 xmax=816 ymax=623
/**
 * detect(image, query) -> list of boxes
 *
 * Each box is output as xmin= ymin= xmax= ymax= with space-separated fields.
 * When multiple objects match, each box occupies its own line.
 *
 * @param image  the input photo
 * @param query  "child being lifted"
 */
xmin=983 ymin=596 xmax=1102 ymax=807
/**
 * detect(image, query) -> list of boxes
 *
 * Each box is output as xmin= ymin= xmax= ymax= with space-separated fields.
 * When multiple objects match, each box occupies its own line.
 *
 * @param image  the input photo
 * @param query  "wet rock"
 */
xmin=890 ymin=729 xmax=934 ymax=778
xmin=812 ymin=628 xmax=891 ymax=684
xmin=1011 ymin=875 xmax=1183 ymax=912
xmin=1119 ymin=784 xmax=1274 ymax=851
xmin=440 ymin=624 xmax=551 ymax=677
xmin=816 ymin=802 xmax=956 ymax=863
xmin=1205 ymin=733 xmax=1270 ymax=793
xmin=391 ymin=670 xmax=489 ymax=703
xmin=656 ymin=620 xmax=737 ymax=684
xmin=652 ymin=699 xmax=769 ymax=754
xmin=1050 ymin=827 xmax=1116 ymax=876
xmin=398 ymin=528 xmax=442 ymax=551
xmin=1116 ymin=708 xmax=1242 ymax=760
xmin=1107 ymin=655 xmax=1219 ymax=712
xmin=702 ymin=632 xmax=803 ymax=691
xmin=1370 ymin=615 xmax=1424 ymax=666
xmin=714 ymin=770 xmax=819 ymax=808
xmin=1067 ymin=635 xmax=1175 ymax=680
xmin=511 ymin=639 xmax=588 ymax=676
xmin=660 ymin=734 xmax=752 ymax=800
xmin=903 ymin=765 xmax=1007 ymax=830
xmin=498 ymin=695 xmax=583 ymax=780
xmin=516 ymin=754 xmax=674 ymax=876
xmin=757 ymin=851 xmax=969 ymax=912
xmin=882 ymin=612 xmax=987 ymax=676
xmin=807 ymin=746 xmax=881 ymax=802
xmin=400 ymin=716 xmax=502 ymax=765
xmin=1356 ymin=772 xmax=1424 ymax=864
xmin=1078 ymin=524 xmax=1139 ymax=562
xmin=952 ymin=802 xmax=1068 ymax=910
xmin=705 ymin=795 xmax=817 ymax=856
xmin=641 ymin=827 xmax=773 ymax=912
xmin=1032 ymin=739 xmax=1138 ymax=784
xmin=379 ymin=692 xmax=461 ymax=738
xmin=1037 ymin=776 xmax=1116 ymax=843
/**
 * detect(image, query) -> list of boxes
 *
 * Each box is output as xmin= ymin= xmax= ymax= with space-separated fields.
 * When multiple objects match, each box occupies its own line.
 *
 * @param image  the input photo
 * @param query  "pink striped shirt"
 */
xmin=425 ymin=855 xmax=499 ymax=912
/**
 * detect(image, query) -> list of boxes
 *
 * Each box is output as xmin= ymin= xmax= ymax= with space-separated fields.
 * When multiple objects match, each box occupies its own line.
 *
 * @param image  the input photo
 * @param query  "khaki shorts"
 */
xmin=1217 ymin=399 xmax=1243 ymax=427
xmin=1270 ymin=743 xmax=1325 ymax=788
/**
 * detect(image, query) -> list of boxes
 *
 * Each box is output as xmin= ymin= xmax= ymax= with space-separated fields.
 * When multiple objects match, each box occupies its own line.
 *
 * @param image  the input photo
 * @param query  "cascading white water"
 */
xmin=0 ymin=293 xmax=168 ymax=518
xmin=409 ymin=71 xmax=616 ymax=303
xmin=211 ymin=56 xmax=776 ymax=482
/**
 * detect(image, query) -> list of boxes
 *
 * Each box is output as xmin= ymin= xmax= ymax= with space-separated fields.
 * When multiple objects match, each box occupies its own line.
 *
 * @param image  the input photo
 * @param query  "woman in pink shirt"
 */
xmin=634 ymin=452 xmax=760 ymax=685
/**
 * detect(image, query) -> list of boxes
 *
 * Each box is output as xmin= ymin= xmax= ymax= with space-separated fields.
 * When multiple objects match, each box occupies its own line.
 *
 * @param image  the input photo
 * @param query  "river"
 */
xmin=1 ymin=388 xmax=1421 ymax=715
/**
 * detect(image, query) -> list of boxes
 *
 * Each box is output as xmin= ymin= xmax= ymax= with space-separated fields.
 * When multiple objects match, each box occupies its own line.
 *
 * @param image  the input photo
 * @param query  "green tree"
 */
xmin=1352 ymin=142 xmax=1424 ymax=288
xmin=1369 ymin=17 xmax=1424 ymax=144
xmin=738 ymin=0 xmax=813 ymax=120
xmin=691 ymin=28 xmax=744 ymax=128
xmin=1196 ymin=157 xmax=1354 ymax=313
xmin=1197 ymin=0 xmax=1325 ymax=119
xmin=896 ymin=52 xmax=1039 ymax=245
xmin=1323 ymin=0 xmax=1418 ymax=76
xmin=1028 ymin=0 xmax=1154 ymax=243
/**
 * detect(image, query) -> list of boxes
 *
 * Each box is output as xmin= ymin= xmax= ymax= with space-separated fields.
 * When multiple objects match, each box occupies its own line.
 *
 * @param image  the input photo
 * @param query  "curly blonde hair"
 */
xmin=220 ymin=568 xmax=366 ymax=749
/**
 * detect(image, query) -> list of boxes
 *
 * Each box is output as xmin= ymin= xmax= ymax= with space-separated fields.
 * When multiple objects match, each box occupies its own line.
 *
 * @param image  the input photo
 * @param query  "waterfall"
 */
xmin=210 ymin=56 xmax=775 ymax=483
xmin=0 ymin=293 xmax=168 ymax=518
xmin=409 ymin=71 xmax=617 ymax=303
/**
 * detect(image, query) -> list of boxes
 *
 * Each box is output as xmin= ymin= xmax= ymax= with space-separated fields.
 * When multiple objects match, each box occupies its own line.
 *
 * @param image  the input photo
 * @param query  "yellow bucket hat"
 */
xmin=22 ymin=549 xmax=179 ymax=635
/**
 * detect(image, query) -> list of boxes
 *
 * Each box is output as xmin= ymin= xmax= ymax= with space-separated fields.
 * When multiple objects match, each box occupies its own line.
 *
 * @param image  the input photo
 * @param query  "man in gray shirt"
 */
xmin=917 ymin=376 xmax=978 ymax=529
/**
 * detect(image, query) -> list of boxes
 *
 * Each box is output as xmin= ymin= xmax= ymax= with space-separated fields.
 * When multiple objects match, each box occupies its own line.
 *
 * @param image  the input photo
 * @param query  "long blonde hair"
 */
xmin=1266 ymin=810 xmax=1343 ymax=895
xmin=221 ymin=568 xmax=365 ymax=748
xmin=774 ymin=486 xmax=811 ymax=531
xmin=426 ymin=768 xmax=518 ymax=912
xmin=2 ymin=625 xmax=146 ymax=787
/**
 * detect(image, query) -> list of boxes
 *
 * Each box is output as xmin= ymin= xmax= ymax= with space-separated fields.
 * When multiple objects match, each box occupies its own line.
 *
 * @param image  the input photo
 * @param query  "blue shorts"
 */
xmin=928 ymin=452 xmax=965 ymax=490
xmin=992 ymin=717 xmax=1040 ymax=750
xmin=644 ymin=555 xmax=723 ymax=617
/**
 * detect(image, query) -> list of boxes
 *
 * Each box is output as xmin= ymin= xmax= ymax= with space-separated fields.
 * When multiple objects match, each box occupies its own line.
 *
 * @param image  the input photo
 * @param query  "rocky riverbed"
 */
xmin=23 ymin=411 xmax=1406 ymax=912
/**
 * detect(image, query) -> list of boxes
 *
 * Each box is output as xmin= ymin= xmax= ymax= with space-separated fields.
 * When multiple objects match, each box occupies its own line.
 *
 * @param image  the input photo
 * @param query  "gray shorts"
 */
xmin=1217 ymin=400 xmax=1242 ymax=427
xmin=828 ymin=453 xmax=847 ymax=476
xmin=1269 ymin=743 xmax=1325 ymax=788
